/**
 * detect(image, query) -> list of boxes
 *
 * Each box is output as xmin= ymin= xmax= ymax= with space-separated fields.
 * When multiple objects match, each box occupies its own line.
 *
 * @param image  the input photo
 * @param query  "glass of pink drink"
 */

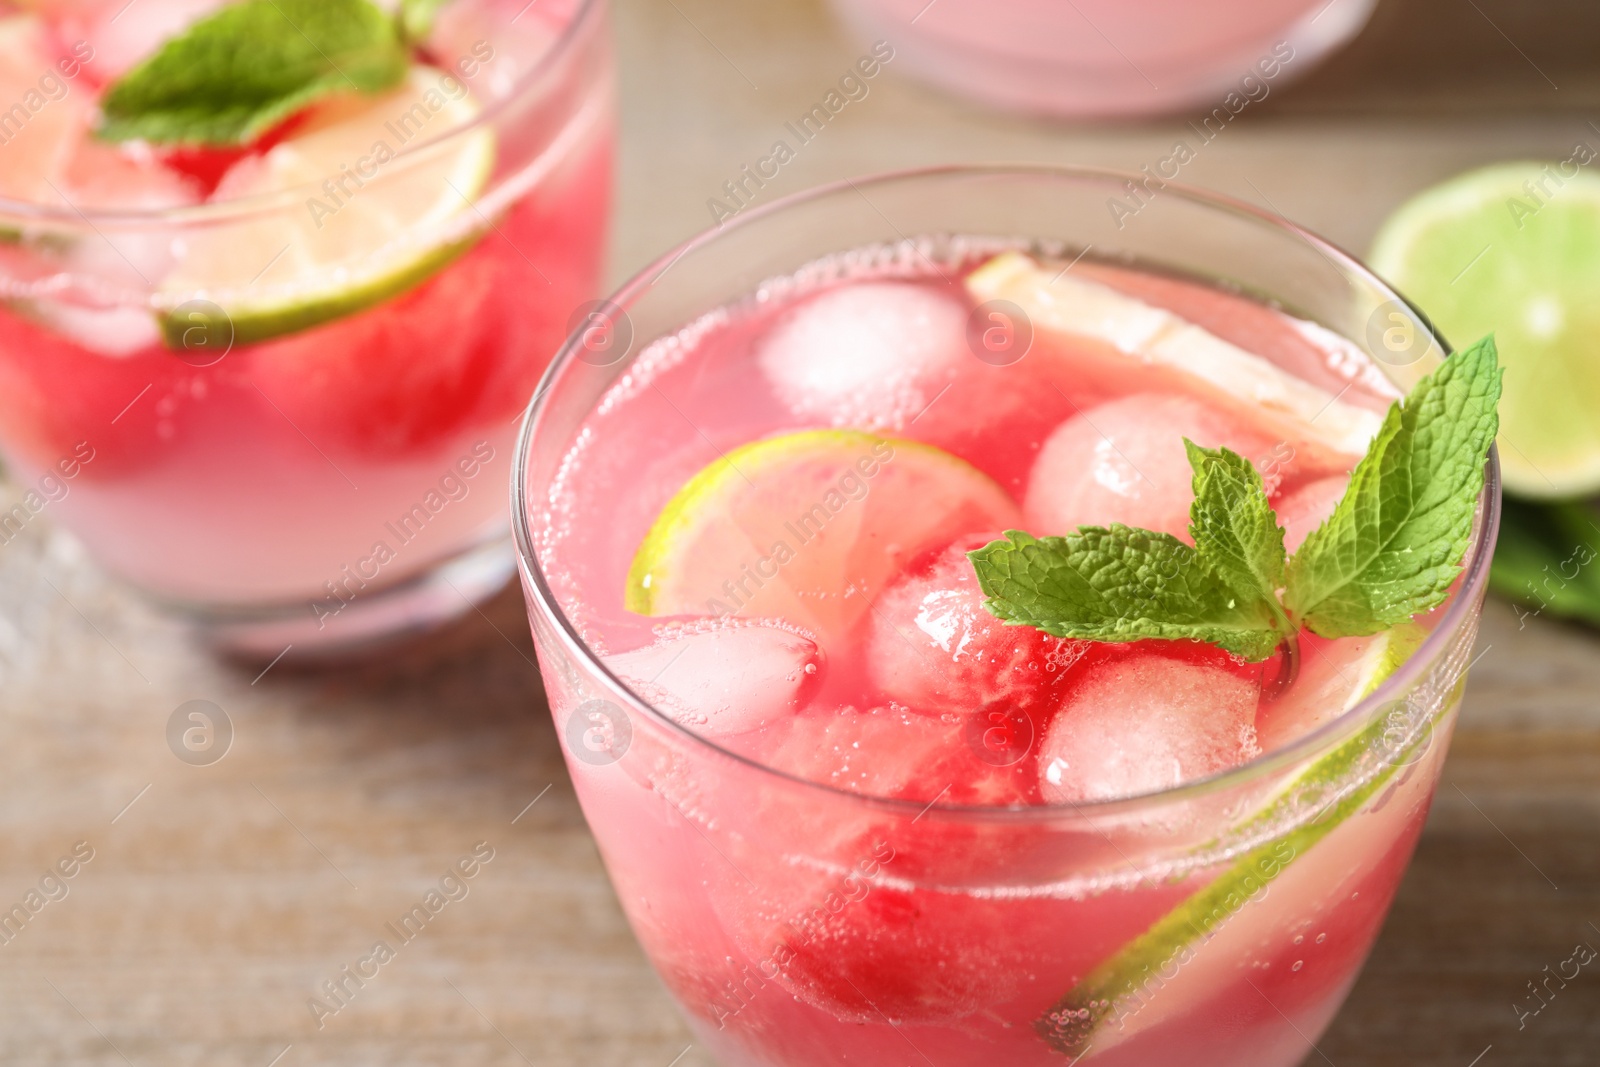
xmin=0 ymin=0 xmax=613 ymax=654
xmin=826 ymin=0 xmax=1376 ymax=117
xmin=513 ymin=167 xmax=1497 ymax=1067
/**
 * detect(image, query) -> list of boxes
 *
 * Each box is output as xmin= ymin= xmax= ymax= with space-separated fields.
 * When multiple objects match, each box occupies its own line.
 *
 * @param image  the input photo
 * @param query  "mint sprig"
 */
xmin=969 ymin=527 xmax=1285 ymax=661
xmin=1284 ymin=336 xmax=1502 ymax=635
xmin=99 ymin=0 xmax=409 ymax=146
xmin=971 ymin=335 xmax=1502 ymax=660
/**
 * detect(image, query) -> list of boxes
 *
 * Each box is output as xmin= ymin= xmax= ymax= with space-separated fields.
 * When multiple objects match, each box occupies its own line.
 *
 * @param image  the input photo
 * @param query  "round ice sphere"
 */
xmin=1024 ymin=393 xmax=1279 ymax=541
xmin=1039 ymin=654 xmax=1260 ymax=803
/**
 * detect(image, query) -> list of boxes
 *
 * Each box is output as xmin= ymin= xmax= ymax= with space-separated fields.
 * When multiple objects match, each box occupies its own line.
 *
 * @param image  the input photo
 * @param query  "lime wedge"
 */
xmin=966 ymin=253 xmax=1386 ymax=464
xmin=626 ymin=430 xmax=1021 ymax=642
xmin=1370 ymin=162 xmax=1600 ymax=497
xmin=159 ymin=65 xmax=496 ymax=347
xmin=1037 ymin=622 xmax=1431 ymax=1058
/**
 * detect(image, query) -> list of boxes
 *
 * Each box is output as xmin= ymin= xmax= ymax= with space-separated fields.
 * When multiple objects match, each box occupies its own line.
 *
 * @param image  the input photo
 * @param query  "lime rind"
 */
xmin=1036 ymin=621 xmax=1432 ymax=1057
xmin=626 ymin=429 xmax=888 ymax=616
xmin=625 ymin=429 xmax=1017 ymax=634
xmin=1370 ymin=161 xmax=1600 ymax=498
xmin=966 ymin=252 xmax=1385 ymax=462
xmin=157 ymin=229 xmax=483 ymax=347
xmin=156 ymin=66 xmax=497 ymax=347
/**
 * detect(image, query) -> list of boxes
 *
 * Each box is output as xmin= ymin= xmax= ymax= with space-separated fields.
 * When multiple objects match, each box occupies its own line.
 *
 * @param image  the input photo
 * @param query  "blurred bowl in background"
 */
xmin=825 ymin=0 xmax=1377 ymax=118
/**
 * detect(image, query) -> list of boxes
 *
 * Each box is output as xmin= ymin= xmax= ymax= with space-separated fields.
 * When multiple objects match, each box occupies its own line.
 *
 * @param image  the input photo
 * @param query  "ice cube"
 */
xmin=868 ymin=532 xmax=1087 ymax=717
xmin=1276 ymin=474 xmax=1349 ymax=553
xmin=759 ymin=281 xmax=968 ymax=430
xmin=34 ymin=0 xmax=227 ymax=85
xmin=604 ymin=621 xmax=822 ymax=737
xmin=1024 ymin=393 xmax=1279 ymax=541
xmin=1039 ymin=654 xmax=1260 ymax=803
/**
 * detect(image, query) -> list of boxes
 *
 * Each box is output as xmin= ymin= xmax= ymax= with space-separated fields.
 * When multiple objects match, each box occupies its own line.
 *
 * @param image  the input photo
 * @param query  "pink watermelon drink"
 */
xmin=0 ymin=0 xmax=613 ymax=652
xmin=512 ymin=169 xmax=1500 ymax=1067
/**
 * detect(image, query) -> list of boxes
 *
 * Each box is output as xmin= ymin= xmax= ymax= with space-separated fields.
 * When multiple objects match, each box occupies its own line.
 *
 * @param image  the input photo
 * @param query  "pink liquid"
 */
xmin=529 ymin=245 xmax=1461 ymax=1065
xmin=0 ymin=0 xmax=613 ymax=610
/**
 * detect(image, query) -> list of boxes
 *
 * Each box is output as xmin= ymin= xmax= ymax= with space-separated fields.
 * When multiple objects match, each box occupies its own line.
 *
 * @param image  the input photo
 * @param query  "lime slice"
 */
xmin=626 ymin=430 xmax=1021 ymax=642
xmin=1344 ymin=622 xmax=1425 ymax=704
xmin=1370 ymin=162 xmax=1600 ymax=498
xmin=1037 ymin=622 xmax=1430 ymax=1058
xmin=159 ymin=65 xmax=496 ymax=347
xmin=966 ymin=253 xmax=1386 ymax=464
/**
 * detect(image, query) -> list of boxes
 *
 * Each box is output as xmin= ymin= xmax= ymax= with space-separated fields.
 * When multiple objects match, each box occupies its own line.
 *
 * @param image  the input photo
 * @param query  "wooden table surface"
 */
xmin=4 ymin=1 xmax=1600 ymax=1064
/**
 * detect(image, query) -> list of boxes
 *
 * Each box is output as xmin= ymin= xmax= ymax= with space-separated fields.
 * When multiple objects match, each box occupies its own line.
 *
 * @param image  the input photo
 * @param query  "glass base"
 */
xmin=827 ymin=0 xmax=1378 ymax=119
xmin=156 ymin=533 xmax=518 ymax=662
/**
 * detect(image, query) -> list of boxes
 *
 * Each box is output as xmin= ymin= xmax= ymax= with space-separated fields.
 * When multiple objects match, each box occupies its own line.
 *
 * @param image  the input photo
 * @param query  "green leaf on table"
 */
xmin=968 ymin=527 xmax=1284 ymax=662
xmin=98 ymin=0 xmax=409 ymax=146
xmin=1284 ymin=336 xmax=1502 ymax=637
xmin=1489 ymin=497 xmax=1600 ymax=627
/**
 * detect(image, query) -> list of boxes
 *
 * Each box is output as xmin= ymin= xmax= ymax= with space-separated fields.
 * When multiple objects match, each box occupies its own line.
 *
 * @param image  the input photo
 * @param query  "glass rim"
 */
xmin=510 ymin=162 xmax=1502 ymax=822
xmin=0 ymin=0 xmax=603 ymax=227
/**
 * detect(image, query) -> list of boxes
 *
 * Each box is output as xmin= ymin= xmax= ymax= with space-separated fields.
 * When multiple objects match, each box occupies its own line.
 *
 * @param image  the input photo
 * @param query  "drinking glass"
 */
xmin=0 ymin=0 xmax=614 ymax=656
xmin=826 ymin=0 xmax=1376 ymax=118
xmin=512 ymin=166 xmax=1498 ymax=1067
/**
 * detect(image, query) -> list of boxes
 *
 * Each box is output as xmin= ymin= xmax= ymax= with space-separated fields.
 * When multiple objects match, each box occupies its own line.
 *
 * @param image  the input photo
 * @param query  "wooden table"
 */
xmin=4 ymin=0 xmax=1599 ymax=1063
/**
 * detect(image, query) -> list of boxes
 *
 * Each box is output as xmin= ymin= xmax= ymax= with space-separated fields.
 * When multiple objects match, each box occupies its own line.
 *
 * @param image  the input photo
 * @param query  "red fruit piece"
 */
xmin=761 ymin=702 xmax=1037 ymax=807
xmin=1275 ymin=473 xmax=1349 ymax=553
xmin=867 ymin=531 xmax=1088 ymax=719
xmin=242 ymin=135 xmax=611 ymax=459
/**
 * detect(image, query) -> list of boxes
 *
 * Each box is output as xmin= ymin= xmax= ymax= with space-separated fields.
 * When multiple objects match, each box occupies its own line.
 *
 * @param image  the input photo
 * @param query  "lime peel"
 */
xmin=1036 ymin=621 xmax=1435 ymax=1057
xmin=1371 ymin=161 xmax=1600 ymax=498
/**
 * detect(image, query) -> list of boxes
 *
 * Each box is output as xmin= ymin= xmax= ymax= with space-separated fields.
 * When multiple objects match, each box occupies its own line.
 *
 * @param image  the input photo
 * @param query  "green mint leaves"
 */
xmin=971 ymin=336 xmax=1502 ymax=660
xmin=1184 ymin=440 xmax=1290 ymax=621
xmin=99 ymin=0 xmax=409 ymax=146
xmin=1284 ymin=336 xmax=1502 ymax=635
xmin=969 ymin=527 xmax=1286 ymax=661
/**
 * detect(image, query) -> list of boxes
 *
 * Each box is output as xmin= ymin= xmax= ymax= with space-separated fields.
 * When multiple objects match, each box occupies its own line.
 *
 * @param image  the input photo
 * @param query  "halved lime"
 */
xmin=1370 ymin=162 xmax=1600 ymax=497
xmin=626 ymin=430 xmax=1021 ymax=642
xmin=158 ymin=65 xmax=496 ymax=347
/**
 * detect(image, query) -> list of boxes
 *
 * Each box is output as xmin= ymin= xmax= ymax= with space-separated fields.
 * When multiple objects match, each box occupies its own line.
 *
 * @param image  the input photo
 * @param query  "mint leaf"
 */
xmin=1185 ymin=440 xmax=1289 ymax=616
xmin=99 ymin=0 xmax=408 ymax=146
xmin=969 ymin=529 xmax=1283 ymax=661
xmin=1284 ymin=336 xmax=1502 ymax=638
xmin=1489 ymin=498 xmax=1600 ymax=627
